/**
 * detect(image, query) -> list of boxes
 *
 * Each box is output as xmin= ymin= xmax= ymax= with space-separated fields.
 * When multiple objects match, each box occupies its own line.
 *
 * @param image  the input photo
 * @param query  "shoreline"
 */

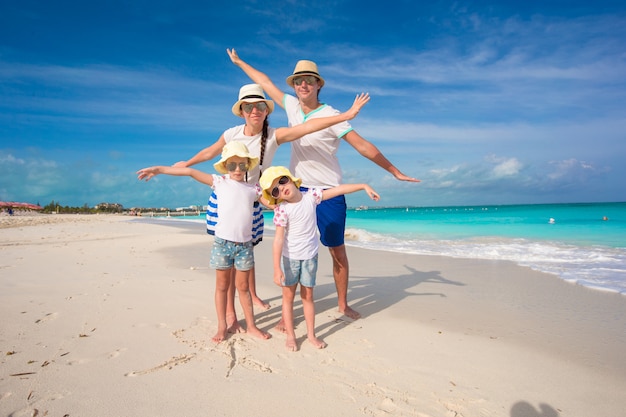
xmin=125 ymin=214 xmax=626 ymax=296
xmin=1 ymin=214 xmax=625 ymax=416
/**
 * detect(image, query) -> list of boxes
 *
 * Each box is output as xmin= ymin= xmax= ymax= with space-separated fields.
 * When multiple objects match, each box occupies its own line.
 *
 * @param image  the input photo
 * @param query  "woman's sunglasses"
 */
xmin=271 ymin=176 xmax=290 ymax=198
xmin=241 ymin=102 xmax=268 ymax=113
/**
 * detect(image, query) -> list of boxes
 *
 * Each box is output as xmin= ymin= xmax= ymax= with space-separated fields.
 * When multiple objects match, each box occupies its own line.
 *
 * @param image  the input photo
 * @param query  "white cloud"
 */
xmin=486 ymin=155 xmax=523 ymax=178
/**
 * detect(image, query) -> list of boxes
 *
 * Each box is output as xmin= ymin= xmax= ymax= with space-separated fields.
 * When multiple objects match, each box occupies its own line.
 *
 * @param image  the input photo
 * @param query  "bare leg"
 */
xmin=328 ymin=245 xmax=360 ymax=320
xmin=282 ymin=285 xmax=298 ymax=351
xmin=212 ymin=269 xmax=231 ymax=343
xmin=301 ymin=285 xmax=326 ymax=349
xmin=273 ymin=317 xmax=287 ymax=334
xmin=234 ymin=269 xmax=271 ymax=340
xmin=248 ymin=266 xmax=270 ymax=311
xmin=226 ymin=269 xmax=244 ymax=333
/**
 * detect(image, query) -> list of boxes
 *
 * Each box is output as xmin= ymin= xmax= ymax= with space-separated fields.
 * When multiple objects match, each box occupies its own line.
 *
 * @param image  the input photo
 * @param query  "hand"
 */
xmin=394 ymin=172 xmax=421 ymax=183
xmin=136 ymin=167 xmax=159 ymax=181
xmin=345 ymin=93 xmax=370 ymax=120
xmin=364 ymin=185 xmax=380 ymax=201
xmin=273 ymin=271 xmax=284 ymax=287
xmin=227 ymin=48 xmax=242 ymax=66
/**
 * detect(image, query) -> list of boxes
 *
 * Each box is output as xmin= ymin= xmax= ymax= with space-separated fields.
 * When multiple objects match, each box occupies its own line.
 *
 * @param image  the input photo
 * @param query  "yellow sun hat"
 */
xmin=213 ymin=141 xmax=260 ymax=174
xmin=259 ymin=166 xmax=301 ymax=205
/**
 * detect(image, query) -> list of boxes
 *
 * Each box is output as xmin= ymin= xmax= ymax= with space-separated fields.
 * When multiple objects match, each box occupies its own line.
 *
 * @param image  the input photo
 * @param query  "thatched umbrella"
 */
xmin=0 ymin=201 xmax=43 ymax=210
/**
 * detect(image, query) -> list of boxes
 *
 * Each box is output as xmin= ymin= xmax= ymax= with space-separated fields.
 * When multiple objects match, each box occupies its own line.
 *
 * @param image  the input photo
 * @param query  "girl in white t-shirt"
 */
xmin=259 ymin=166 xmax=380 ymax=351
xmin=138 ymin=142 xmax=272 ymax=344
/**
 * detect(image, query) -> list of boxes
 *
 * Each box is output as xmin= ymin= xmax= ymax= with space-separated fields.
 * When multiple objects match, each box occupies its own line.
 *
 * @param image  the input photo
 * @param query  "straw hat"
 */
xmin=213 ymin=141 xmax=260 ymax=174
xmin=231 ymin=84 xmax=274 ymax=117
xmin=286 ymin=60 xmax=325 ymax=87
xmin=259 ymin=166 xmax=302 ymax=205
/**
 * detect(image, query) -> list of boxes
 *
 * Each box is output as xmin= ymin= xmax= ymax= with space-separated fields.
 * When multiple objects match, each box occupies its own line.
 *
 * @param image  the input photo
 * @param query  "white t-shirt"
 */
xmin=211 ymin=174 xmax=262 ymax=243
xmin=223 ymin=124 xmax=279 ymax=185
xmin=283 ymin=94 xmax=353 ymax=188
xmin=273 ymin=189 xmax=323 ymax=260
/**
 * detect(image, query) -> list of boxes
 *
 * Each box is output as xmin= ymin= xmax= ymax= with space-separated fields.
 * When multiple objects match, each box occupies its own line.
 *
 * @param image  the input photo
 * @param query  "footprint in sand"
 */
xmin=7 ymin=392 xmax=65 ymax=417
xmin=107 ymin=348 xmax=127 ymax=359
xmin=34 ymin=312 xmax=58 ymax=324
xmin=66 ymin=357 xmax=92 ymax=366
xmin=66 ymin=348 xmax=127 ymax=366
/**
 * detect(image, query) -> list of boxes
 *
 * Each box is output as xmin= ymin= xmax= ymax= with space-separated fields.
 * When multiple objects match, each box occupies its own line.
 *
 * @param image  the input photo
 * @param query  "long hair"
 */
xmin=258 ymin=117 xmax=269 ymax=174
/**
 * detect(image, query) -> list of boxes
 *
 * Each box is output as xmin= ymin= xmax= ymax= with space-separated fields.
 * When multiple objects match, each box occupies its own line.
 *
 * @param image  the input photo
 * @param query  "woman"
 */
xmin=174 ymin=83 xmax=370 ymax=333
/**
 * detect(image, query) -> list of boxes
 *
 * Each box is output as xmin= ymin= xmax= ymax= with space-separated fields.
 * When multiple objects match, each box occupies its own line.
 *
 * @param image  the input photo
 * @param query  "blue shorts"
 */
xmin=301 ymin=187 xmax=346 ymax=247
xmin=206 ymin=192 xmax=264 ymax=246
xmin=281 ymin=255 xmax=318 ymax=287
xmin=210 ymin=237 xmax=254 ymax=271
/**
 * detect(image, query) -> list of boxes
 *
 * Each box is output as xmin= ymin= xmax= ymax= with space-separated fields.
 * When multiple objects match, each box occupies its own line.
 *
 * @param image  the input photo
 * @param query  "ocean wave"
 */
xmin=344 ymin=228 xmax=626 ymax=295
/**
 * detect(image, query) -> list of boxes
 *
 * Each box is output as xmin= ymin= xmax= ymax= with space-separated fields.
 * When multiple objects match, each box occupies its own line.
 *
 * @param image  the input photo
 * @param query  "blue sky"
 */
xmin=1 ymin=1 xmax=625 ymax=209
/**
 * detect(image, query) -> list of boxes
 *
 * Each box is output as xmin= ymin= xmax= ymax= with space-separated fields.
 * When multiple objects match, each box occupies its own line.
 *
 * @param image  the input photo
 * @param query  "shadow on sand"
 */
xmin=264 ymin=264 xmax=465 ymax=341
xmin=510 ymin=401 xmax=560 ymax=417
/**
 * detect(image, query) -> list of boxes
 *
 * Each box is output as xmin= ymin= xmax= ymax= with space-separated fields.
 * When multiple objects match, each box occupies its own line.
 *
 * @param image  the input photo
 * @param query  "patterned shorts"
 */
xmin=210 ymin=237 xmax=254 ymax=271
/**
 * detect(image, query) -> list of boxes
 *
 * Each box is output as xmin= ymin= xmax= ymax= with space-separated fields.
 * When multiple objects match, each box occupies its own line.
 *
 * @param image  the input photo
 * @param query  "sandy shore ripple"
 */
xmin=1 ymin=214 xmax=625 ymax=417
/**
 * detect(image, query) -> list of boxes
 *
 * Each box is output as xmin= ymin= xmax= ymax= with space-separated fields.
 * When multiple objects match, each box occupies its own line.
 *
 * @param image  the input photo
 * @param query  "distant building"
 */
xmin=95 ymin=202 xmax=124 ymax=212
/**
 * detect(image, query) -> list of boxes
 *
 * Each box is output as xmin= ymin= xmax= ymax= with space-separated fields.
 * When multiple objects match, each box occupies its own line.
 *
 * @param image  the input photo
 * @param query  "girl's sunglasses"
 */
xmin=226 ymin=162 xmax=249 ymax=172
xmin=271 ymin=176 xmax=290 ymax=198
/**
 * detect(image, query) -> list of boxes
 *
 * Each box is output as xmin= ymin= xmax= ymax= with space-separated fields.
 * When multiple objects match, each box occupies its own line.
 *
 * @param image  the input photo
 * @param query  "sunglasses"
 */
xmin=271 ymin=176 xmax=290 ymax=198
xmin=292 ymin=75 xmax=318 ymax=86
xmin=225 ymin=162 xmax=249 ymax=172
xmin=241 ymin=102 xmax=268 ymax=113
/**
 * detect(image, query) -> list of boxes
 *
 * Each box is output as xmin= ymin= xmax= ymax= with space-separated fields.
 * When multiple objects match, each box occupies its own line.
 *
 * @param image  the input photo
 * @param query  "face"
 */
xmin=224 ymin=156 xmax=249 ymax=181
xmin=269 ymin=176 xmax=293 ymax=201
xmin=241 ymin=101 xmax=268 ymax=126
xmin=292 ymin=75 xmax=320 ymax=101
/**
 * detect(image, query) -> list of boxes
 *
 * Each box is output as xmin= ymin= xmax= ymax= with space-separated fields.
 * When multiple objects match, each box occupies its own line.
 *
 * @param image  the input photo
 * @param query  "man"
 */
xmin=228 ymin=49 xmax=420 ymax=320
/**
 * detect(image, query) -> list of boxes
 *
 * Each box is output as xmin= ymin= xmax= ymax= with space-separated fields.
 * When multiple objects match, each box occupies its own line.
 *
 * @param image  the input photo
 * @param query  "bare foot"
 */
xmin=211 ymin=328 xmax=228 ymax=344
xmin=247 ymin=326 xmax=271 ymax=340
xmin=285 ymin=336 xmax=298 ymax=352
xmin=340 ymin=305 xmax=361 ymax=320
xmin=273 ymin=318 xmax=287 ymax=334
xmin=252 ymin=297 xmax=271 ymax=311
xmin=308 ymin=336 xmax=327 ymax=349
xmin=227 ymin=314 xmax=245 ymax=334
xmin=228 ymin=321 xmax=245 ymax=334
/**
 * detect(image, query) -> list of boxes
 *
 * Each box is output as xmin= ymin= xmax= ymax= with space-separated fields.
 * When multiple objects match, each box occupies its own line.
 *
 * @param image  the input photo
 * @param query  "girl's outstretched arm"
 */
xmin=276 ymin=93 xmax=370 ymax=144
xmin=137 ymin=166 xmax=215 ymax=186
xmin=321 ymin=183 xmax=380 ymax=202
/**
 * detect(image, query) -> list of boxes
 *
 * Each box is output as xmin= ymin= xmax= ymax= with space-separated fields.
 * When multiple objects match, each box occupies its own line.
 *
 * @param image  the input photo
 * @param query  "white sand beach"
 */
xmin=1 ymin=214 xmax=625 ymax=417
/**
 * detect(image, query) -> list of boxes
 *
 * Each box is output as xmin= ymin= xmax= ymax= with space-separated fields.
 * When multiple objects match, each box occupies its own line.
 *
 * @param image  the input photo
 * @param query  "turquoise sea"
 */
xmin=159 ymin=202 xmax=626 ymax=295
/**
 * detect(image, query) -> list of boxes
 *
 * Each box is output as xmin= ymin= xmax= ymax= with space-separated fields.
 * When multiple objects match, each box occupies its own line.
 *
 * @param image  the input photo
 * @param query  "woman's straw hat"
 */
xmin=231 ymin=84 xmax=275 ymax=117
